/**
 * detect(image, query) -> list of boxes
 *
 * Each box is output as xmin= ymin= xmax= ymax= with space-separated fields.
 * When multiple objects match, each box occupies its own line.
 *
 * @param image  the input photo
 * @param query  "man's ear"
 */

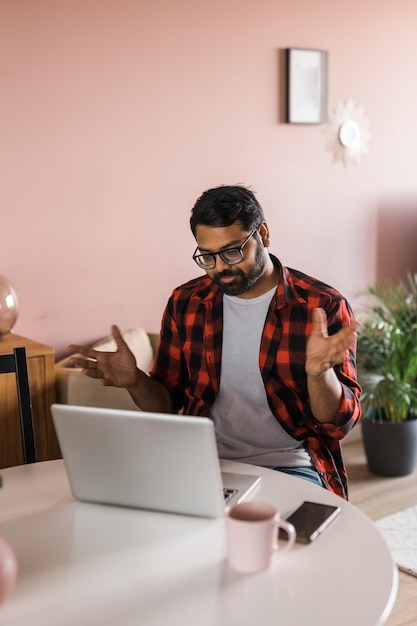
xmin=258 ymin=221 xmax=270 ymax=247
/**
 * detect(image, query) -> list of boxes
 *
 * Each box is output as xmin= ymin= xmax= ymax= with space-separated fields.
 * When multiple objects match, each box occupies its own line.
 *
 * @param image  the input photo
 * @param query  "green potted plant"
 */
xmin=357 ymin=273 xmax=417 ymax=476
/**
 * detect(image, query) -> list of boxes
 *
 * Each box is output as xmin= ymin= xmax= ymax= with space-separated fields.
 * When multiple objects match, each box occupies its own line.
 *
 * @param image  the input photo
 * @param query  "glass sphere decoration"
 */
xmin=0 ymin=275 xmax=19 ymax=335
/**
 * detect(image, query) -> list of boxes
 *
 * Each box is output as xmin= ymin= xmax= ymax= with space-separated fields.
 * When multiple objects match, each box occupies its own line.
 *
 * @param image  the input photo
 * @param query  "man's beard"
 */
xmin=210 ymin=243 xmax=267 ymax=296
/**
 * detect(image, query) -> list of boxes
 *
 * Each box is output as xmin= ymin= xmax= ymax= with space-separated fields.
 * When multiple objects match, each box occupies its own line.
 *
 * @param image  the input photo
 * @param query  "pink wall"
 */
xmin=1 ymin=0 xmax=417 ymax=358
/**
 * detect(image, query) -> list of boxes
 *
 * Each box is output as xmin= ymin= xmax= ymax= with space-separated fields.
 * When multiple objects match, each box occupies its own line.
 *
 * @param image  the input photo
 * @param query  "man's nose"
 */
xmin=214 ymin=255 xmax=231 ymax=272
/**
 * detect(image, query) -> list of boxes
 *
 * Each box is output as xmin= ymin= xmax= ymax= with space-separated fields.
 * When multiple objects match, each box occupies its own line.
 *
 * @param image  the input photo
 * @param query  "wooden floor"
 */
xmin=343 ymin=439 xmax=417 ymax=626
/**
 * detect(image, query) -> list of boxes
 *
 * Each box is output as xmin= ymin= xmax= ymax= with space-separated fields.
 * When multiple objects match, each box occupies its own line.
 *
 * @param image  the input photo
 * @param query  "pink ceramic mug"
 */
xmin=225 ymin=501 xmax=296 ymax=573
xmin=0 ymin=535 xmax=18 ymax=604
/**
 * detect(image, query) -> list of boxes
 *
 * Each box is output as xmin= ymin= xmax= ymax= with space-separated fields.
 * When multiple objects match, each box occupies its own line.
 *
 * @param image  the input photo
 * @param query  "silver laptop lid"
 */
xmin=51 ymin=404 xmax=259 ymax=518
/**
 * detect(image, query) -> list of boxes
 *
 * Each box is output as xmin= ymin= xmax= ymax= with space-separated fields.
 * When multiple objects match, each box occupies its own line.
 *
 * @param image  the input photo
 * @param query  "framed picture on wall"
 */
xmin=286 ymin=48 xmax=328 ymax=124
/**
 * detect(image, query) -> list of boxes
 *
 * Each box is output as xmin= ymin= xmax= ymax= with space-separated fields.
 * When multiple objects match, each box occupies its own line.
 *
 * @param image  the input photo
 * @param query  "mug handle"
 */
xmin=275 ymin=519 xmax=296 ymax=552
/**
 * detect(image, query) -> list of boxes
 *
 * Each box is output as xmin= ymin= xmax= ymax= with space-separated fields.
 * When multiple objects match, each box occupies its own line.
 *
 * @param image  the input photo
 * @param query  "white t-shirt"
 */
xmin=209 ymin=287 xmax=312 ymax=468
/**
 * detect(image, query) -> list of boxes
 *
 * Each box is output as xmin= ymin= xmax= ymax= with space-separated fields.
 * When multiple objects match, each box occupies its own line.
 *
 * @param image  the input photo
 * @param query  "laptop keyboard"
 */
xmin=223 ymin=488 xmax=238 ymax=503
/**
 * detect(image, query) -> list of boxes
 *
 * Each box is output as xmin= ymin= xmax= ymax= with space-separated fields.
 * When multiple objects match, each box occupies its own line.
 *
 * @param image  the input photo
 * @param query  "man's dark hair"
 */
xmin=190 ymin=185 xmax=265 ymax=236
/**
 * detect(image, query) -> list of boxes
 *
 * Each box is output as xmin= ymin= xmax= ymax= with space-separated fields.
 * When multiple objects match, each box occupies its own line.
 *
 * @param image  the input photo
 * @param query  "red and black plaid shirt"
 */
xmin=151 ymin=255 xmax=362 ymax=499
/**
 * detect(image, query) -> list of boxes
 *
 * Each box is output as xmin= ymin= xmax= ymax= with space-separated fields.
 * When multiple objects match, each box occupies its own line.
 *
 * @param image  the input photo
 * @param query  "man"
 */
xmin=71 ymin=185 xmax=361 ymax=499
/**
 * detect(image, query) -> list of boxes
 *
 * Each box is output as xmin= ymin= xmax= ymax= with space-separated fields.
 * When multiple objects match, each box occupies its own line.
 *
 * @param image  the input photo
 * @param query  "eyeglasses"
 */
xmin=192 ymin=229 xmax=257 ymax=270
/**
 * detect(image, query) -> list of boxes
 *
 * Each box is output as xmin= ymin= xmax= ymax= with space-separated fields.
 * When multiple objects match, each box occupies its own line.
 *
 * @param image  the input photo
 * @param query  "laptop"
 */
xmin=51 ymin=404 xmax=260 ymax=518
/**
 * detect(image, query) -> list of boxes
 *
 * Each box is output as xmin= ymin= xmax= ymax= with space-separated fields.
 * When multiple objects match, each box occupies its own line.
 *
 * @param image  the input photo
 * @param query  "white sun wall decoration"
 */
xmin=323 ymin=99 xmax=371 ymax=166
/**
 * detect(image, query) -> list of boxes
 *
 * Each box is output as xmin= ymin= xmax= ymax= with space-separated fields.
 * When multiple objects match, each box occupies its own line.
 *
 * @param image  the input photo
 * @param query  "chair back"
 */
xmin=0 ymin=347 xmax=36 ymax=464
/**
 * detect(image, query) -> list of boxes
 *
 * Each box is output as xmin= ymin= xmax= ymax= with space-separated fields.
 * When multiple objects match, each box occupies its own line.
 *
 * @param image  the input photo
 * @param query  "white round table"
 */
xmin=0 ymin=460 xmax=397 ymax=625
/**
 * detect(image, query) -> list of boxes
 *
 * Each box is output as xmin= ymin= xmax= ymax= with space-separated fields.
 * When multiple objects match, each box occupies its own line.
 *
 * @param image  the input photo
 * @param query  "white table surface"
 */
xmin=0 ymin=459 xmax=397 ymax=626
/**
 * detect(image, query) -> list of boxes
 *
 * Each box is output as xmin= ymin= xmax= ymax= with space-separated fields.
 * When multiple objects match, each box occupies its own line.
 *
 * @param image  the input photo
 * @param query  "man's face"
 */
xmin=194 ymin=223 xmax=267 ymax=297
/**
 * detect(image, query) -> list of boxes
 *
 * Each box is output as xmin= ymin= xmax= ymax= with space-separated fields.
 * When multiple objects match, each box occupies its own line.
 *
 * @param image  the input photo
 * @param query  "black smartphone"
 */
xmin=279 ymin=501 xmax=341 ymax=544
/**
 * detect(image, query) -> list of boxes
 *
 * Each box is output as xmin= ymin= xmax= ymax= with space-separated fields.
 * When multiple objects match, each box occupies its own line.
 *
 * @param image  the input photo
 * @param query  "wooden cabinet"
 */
xmin=0 ymin=332 xmax=61 ymax=468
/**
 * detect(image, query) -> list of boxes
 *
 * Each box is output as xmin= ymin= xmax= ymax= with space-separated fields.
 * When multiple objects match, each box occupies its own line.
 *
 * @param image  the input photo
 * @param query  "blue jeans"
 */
xmin=270 ymin=466 xmax=326 ymax=489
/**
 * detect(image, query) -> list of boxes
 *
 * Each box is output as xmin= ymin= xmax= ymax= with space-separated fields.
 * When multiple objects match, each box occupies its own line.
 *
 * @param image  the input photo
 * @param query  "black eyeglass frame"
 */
xmin=192 ymin=228 xmax=258 ymax=270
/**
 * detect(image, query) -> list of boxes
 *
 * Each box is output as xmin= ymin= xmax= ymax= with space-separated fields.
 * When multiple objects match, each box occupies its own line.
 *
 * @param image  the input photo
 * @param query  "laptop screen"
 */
xmin=51 ymin=404 xmax=260 ymax=518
